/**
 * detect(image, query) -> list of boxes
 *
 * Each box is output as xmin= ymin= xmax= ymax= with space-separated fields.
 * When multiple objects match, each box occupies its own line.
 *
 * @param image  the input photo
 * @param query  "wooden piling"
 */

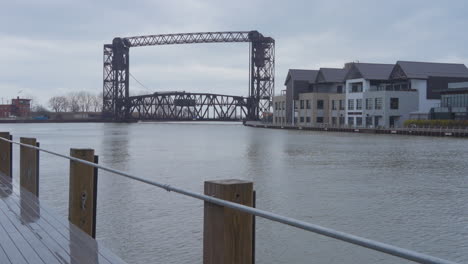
xmin=203 ymin=179 xmax=253 ymax=264
xmin=0 ymin=132 xmax=12 ymax=177
xmin=69 ymin=149 xmax=98 ymax=238
xmin=20 ymin=137 xmax=40 ymax=196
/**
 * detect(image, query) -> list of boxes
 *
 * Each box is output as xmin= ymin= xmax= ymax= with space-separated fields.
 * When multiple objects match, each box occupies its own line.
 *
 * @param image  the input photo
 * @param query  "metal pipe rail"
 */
xmin=0 ymin=136 xmax=458 ymax=264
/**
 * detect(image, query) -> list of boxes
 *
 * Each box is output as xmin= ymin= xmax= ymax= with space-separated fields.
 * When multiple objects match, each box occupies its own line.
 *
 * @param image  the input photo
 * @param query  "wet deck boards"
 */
xmin=0 ymin=173 xmax=127 ymax=264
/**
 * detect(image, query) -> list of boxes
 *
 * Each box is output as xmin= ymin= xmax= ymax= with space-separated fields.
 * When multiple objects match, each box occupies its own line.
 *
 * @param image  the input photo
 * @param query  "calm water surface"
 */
xmin=1 ymin=122 xmax=467 ymax=264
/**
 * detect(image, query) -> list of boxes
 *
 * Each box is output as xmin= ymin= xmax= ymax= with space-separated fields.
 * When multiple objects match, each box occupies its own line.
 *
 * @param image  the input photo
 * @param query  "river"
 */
xmin=1 ymin=122 xmax=467 ymax=264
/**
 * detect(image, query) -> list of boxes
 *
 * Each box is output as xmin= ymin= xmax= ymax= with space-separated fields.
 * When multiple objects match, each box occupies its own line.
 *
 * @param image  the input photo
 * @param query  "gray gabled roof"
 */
xmin=396 ymin=61 xmax=468 ymax=79
xmin=284 ymin=69 xmax=319 ymax=85
xmin=317 ymin=68 xmax=347 ymax=83
xmin=353 ymin=63 xmax=394 ymax=80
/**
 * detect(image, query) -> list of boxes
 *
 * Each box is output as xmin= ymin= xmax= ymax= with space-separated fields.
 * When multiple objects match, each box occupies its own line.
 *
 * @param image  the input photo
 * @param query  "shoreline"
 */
xmin=0 ymin=119 xmax=119 ymax=123
xmin=243 ymin=121 xmax=468 ymax=138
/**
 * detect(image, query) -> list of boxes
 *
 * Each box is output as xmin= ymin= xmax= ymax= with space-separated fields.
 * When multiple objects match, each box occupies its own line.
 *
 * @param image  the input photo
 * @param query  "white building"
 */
xmin=345 ymin=61 xmax=468 ymax=127
xmin=344 ymin=62 xmax=396 ymax=127
xmin=389 ymin=61 xmax=468 ymax=119
xmin=274 ymin=61 xmax=468 ymax=128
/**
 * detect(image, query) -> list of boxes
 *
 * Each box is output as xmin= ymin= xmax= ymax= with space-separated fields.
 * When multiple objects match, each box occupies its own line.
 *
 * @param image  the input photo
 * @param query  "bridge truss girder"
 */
xmin=103 ymin=31 xmax=274 ymax=121
xmin=127 ymin=92 xmax=249 ymax=121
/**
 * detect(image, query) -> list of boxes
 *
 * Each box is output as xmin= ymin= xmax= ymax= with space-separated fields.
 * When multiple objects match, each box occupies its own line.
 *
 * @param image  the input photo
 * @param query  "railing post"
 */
xmin=69 ymin=148 xmax=98 ymax=238
xmin=0 ymin=132 xmax=12 ymax=177
xmin=203 ymin=179 xmax=253 ymax=264
xmin=20 ymin=137 xmax=40 ymax=196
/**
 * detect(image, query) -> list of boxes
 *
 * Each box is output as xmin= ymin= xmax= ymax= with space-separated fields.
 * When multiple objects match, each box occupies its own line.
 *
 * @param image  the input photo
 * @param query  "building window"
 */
xmin=348 ymin=117 xmax=354 ymax=125
xmin=332 ymin=117 xmax=337 ymax=125
xmin=316 ymin=117 xmax=323 ymax=123
xmin=339 ymin=116 xmax=345 ymax=125
xmin=366 ymin=98 xmax=373 ymax=110
xmin=306 ymin=117 xmax=311 ymax=123
xmin=300 ymin=116 xmax=304 ymax=123
xmin=306 ymin=100 xmax=311 ymax=109
xmin=282 ymin=102 xmax=285 ymax=110
xmin=356 ymin=99 xmax=362 ymax=110
xmin=339 ymin=100 xmax=344 ymax=110
xmin=337 ymin=85 xmax=343 ymax=93
xmin=332 ymin=100 xmax=337 ymax=110
xmin=348 ymin=99 xmax=354 ymax=110
xmin=351 ymin=84 xmax=362 ymax=93
xmin=317 ymin=100 xmax=324 ymax=110
xmin=294 ymin=117 xmax=297 ymax=123
xmin=375 ymin=98 xmax=382 ymax=110
xmin=390 ymin=98 xmax=399 ymax=110
xmin=356 ymin=117 xmax=362 ymax=126
xmin=294 ymin=101 xmax=298 ymax=109
xmin=366 ymin=117 xmax=372 ymax=127
xmin=300 ymin=100 xmax=304 ymax=109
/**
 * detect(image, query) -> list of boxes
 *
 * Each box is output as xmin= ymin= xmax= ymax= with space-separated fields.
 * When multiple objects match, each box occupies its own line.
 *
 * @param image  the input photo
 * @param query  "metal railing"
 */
xmin=0 ymin=136 xmax=459 ymax=264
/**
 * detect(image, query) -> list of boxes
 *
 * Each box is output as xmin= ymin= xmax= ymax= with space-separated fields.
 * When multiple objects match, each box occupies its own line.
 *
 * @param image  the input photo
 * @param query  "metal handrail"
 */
xmin=0 ymin=136 xmax=458 ymax=264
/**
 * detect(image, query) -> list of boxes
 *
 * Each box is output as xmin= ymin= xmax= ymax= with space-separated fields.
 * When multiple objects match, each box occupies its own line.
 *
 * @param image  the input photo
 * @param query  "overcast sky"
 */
xmin=2 ymin=0 xmax=468 ymax=106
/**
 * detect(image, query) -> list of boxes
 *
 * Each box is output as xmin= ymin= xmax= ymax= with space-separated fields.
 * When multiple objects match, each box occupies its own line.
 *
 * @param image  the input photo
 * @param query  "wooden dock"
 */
xmin=0 ymin=173 xmax=126 ymax=264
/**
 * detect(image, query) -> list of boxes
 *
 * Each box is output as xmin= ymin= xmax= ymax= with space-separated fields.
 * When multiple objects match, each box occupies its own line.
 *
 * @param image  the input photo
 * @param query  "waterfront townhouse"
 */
xmin=273 ymin=69 xmax=317 ymax=125
xmin=389 ymin=61 xmax=468 ymax=119
xmin=344 ymin=62 xmax=396 ymax=127
xmin=344 ymin=61 xmax=468 ymax=127
xmin=296 ymin=67 xmax=346 ymax=126
xmin=275 ymin=60 xmax=468 ymax=128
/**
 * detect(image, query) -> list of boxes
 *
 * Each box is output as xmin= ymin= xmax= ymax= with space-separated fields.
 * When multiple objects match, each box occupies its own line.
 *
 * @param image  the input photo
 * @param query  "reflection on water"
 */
xmin=20 ymin=189 xmax=40 ymax=223
xmin=0 ymin=175 xmax=12 ymax=197
xmin=1 ymin=123 xmax=467 ymax=264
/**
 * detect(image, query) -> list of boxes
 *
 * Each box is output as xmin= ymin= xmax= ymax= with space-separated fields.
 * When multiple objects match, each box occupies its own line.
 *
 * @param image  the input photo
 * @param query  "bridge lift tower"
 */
xmin=103 ymin=31 xmax=275 ymax=121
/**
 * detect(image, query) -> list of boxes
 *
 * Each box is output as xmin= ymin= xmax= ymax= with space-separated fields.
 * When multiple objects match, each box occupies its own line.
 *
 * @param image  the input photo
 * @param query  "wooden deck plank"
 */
xmin=0 ymin=203 xmax=48 ymax=264
xmin=0 ymin=176 xmax=124 ymax=264
xmin=0 ymin=243 xmax=12 ymax=264
xmin=0 ymin=182 xmax=77 ymax=264
xmin=11 ymin=183 xmax=122 ymax=264
xmin=0 ymin=179 xmax=101 ymax=264
xmin=0 ymin=195 xmax=62 ymax=264
xmin=0 ymin=173 xmax=127 ymax=264
xmin=0 ymin=209 xmax=28 ymax=264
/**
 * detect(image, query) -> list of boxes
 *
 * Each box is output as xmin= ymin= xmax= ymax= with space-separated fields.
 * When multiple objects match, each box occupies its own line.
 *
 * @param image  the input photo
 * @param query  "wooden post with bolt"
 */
xmin=20 ymin=137 xmax=40 ymax=196
xmin=69 ymin=148 xmax=98 ymax=238
xmin=0 ymin=132 xmax=12 ymax=177
xmin=203 ymin=179 xmax=254 ymax=264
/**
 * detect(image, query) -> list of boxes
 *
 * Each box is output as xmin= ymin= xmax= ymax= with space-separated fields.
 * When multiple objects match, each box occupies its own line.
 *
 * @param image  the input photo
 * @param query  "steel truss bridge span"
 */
xmin=103 ymin=31 xmax=275 ymax=121
xmin=128 ymin=92 xmax=249 ymax=121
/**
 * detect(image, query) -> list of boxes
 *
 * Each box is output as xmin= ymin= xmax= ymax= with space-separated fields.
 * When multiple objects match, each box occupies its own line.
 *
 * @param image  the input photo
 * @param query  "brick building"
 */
xmin=0 ymin=97 xmax=31 ymax=118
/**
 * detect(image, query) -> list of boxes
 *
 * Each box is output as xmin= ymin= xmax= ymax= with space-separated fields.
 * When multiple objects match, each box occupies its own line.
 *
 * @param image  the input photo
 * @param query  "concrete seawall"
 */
xmin=244 ymin=121 xmax=468 ymax=138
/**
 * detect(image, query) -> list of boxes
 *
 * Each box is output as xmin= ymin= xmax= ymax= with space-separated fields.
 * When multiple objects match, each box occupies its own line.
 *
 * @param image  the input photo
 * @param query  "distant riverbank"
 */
xmin=0 ymin=119 xmax=119 ymax=123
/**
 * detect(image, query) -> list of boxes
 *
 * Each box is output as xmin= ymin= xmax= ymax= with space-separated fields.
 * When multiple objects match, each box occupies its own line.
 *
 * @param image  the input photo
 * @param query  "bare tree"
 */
xmin=67 ymin=93 xmax=80 ymax=112
xmin=48 ymin=97 xmax=60 ymax=112
xmin=48 ymin=96 xmax=69 ymax=112
xmin=47 ymin=91 xmax=102 ymax=113
xmin=33 ymin=105 xmax=50 ymax=115
xmin=91 ymin=93 xmax=103 ymax=112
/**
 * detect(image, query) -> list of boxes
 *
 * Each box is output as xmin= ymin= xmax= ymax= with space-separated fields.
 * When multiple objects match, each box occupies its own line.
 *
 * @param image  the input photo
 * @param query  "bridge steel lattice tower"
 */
xmin=103 ymin=31 xmax=275 ymax=121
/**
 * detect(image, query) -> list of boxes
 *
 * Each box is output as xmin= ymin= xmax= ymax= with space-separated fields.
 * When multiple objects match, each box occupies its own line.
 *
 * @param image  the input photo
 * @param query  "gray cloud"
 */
xmin=2 ymin=0 xmax=468 ymax=105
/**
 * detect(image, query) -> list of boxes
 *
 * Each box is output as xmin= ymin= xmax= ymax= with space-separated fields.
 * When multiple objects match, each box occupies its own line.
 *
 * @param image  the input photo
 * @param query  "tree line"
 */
xmin=48 ymin=92 xmax=103 ymax=112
